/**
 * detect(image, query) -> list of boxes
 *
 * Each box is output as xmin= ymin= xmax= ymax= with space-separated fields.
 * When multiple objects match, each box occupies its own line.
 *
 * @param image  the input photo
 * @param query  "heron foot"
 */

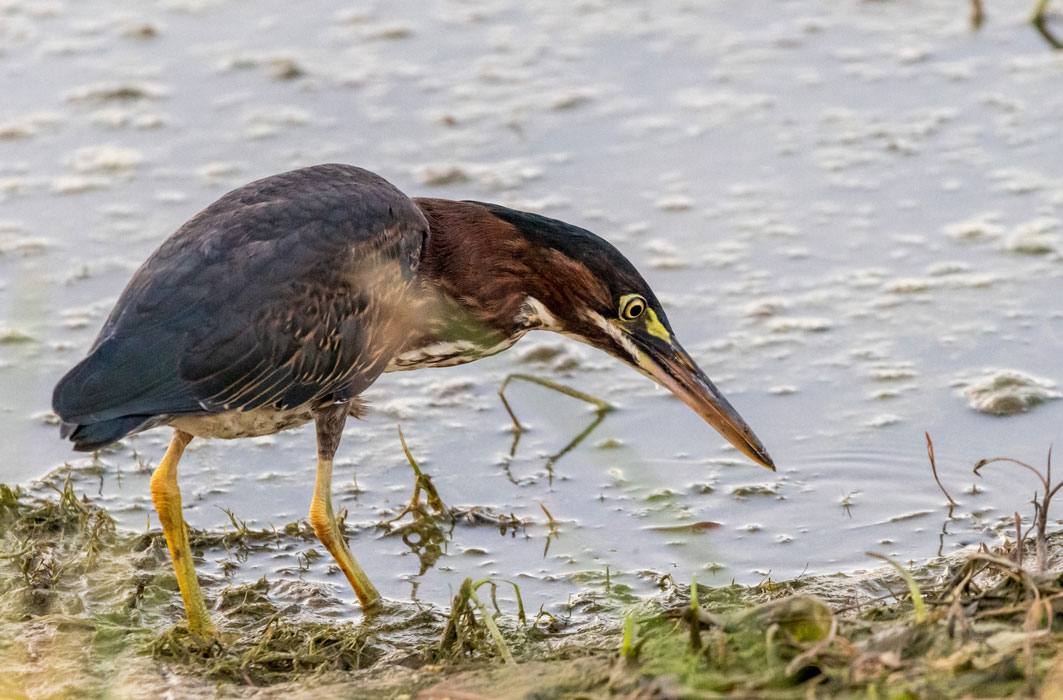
xmin=150 ymin=429 xmax=216 ymax=639
xmin=311 ymin=404 xmax=381 ymax=608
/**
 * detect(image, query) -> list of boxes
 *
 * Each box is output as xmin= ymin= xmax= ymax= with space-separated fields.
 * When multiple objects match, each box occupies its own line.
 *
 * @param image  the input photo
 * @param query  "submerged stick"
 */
xmin=499 ymin=374 xmax=614 ymax=477
xmin=499 ymin=374 xmax=614 ymax=432
xmin=500 ymin=374 xmax=613 ymax=447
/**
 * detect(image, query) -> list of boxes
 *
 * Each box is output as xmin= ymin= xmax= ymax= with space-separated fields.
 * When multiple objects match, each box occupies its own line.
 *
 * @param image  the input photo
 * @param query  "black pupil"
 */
xmin=627 ymin=301 xmax=643 ymax=317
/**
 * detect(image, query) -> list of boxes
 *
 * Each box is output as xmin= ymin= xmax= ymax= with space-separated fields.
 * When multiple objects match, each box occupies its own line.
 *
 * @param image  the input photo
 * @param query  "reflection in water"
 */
xmin=381 ymin=428 xmax=453 ymax=576
xmin=389 ymin=517 xmax=449 ymax=577
xmin=498 ymin=373 xmax=613 ymax=485
xmin=541 ymin=503 xmax=561 ymax=557
xmin=382 ymin=427 xmax=533 ymax=579
xmin=972 ymin=0 xmax=1062 ymax=49
xmin=1033 ymin=18 xmax=1063 ymax=49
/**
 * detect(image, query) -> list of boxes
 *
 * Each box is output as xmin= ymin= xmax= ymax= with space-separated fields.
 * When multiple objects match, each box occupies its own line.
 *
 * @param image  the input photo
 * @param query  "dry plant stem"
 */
xmin=1045 ymin=649 xmax=1063 ymax=699
xmin=925 ymin=433 xmax=958 ymax=507
xmin=974 ymin=448 xmax=1058 ymax=573
xmin=1033 ymin=0 xmax=1052 ymax=21
xmin=965 ymin=552 xmax=1041 ymax=596
xmin=539 ymin=503 xmax=557 ymax=526
xmin=540 ymin=503 xmax=560 ymax=558
xmin=388 ymin=426 xmax=450 ymax=523
xmin=1015 ymin=512 xmax=1024 ymax=569
xmin=1023 ymin=596 xmax=1055 ymax=687
xmin=468 ymin=579 xmax=514 ymax=665
xmin=971 ymin=0 xmax=985 ymax=27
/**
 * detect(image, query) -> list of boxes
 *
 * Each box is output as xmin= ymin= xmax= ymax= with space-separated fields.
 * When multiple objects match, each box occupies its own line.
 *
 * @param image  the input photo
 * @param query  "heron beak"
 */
xmin=634 ymin=339 xmax=775 ymax=471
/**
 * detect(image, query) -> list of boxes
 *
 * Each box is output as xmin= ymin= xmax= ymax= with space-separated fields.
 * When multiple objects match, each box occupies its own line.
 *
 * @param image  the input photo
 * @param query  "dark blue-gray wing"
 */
xmin=53 ymin=164 xmax=427 ymax=448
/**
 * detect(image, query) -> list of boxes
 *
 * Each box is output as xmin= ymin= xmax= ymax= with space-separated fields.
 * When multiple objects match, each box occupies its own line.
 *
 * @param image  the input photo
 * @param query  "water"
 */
xmin=1 ymin=0 xmax=1061 ymax=619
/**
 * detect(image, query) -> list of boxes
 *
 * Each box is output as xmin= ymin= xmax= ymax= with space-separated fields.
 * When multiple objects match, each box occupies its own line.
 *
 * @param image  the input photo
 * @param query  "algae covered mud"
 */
xmin=4 ymin=478 xmax=1063 ymax=698
xmin=1 ymin=0 xmax=1062 ymax=697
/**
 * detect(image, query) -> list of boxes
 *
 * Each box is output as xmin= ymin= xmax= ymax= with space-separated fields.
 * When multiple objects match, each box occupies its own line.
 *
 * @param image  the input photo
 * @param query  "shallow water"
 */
xmin=1 ymin=0 xmax=1061 ymax=620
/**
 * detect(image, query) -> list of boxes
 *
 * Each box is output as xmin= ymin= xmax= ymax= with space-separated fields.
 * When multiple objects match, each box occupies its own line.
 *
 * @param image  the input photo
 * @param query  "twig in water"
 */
xmin=840 ymin=491 xmax=854 ymax=519
xmin=386 ymin=426 xmax=451 ymax=525
xmin=540 ymin=503 xmax=560 ymax=557
xmin=926 ymin=433 xmax=958 ymax=508
xmin=499 ymin=374 xmax=614 ymax=468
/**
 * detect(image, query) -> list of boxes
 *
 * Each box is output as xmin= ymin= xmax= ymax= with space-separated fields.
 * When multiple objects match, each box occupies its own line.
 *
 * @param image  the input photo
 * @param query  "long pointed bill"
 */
xmin=635 ymin=340 xmax=775 ymax=470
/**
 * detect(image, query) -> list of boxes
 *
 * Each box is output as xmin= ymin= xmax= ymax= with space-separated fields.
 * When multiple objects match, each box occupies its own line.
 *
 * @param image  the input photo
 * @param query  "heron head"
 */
xmin=416 ymin=198 xmax=775 ymax=471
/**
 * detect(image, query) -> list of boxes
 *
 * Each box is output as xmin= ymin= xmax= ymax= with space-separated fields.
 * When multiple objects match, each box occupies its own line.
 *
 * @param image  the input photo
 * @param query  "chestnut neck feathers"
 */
xmin=381 ymin=197 xmax=658 ymax=373
xmin=413 ymin=198 xmax=637 ymax=335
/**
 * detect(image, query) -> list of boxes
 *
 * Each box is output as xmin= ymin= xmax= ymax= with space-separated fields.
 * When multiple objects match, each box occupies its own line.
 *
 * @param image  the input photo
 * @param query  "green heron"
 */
xmin=52 ymin=164 xmax=774 ymax=637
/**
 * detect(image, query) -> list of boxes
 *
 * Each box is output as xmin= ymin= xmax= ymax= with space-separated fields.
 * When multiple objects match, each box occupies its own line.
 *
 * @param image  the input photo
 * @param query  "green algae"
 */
xmin=3 ymin=476 xmax=1063 ymax=699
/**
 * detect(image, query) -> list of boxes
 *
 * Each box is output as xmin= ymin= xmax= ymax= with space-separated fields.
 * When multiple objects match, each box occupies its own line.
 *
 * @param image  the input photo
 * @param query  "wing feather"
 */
xmin=53 ymin=165 xmax=428 ymax=432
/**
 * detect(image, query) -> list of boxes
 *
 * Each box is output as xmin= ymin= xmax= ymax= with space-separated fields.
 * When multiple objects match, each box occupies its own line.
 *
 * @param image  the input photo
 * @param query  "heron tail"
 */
xmin=60 ymin=415 xmax=158 ymax=451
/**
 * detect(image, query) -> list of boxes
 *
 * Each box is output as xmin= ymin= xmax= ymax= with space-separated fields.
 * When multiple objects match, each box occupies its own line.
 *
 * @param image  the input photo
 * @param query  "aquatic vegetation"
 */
xmin=1004 ymin=217 xmax=1062 ymax=257
xmin=616 ymin=549 xmax=1063 ymax=699
xmin=4 ymin=434 xmax=1063 ymax=698
xmin=958 ymin=369 xmax=1061 ymax=416
xmin=437 ymin=576 xmax=526 ymax=665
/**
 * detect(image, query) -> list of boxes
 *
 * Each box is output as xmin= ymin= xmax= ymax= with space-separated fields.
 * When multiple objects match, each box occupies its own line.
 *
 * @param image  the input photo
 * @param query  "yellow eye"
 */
xmin=619 ymin=294 xmax=647 ymax=321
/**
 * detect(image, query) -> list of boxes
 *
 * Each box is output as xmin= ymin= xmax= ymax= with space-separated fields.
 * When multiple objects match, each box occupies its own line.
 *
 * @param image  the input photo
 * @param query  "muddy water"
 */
xmin=1 ymin=0 xmax=1061 ymax=620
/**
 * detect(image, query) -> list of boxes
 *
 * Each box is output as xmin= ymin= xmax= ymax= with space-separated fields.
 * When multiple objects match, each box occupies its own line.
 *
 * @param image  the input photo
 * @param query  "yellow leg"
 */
xmin=149 ymin=429 xmax=214 ymax=637
xmin=309 ymin=406 xmax=381 ymax=608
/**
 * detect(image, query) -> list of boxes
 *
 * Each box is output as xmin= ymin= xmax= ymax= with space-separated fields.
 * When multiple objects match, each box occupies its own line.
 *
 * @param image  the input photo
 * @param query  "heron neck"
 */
xmin=413 ymin=197 xmax=530 ymax=334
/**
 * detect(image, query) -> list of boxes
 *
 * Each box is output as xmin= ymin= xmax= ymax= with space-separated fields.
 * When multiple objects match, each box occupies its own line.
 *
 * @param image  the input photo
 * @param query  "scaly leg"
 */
xmin=149 ymin=429 xmax=214 ymax=637
xmin=309 ymin=404 xmax=381 ymax=608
